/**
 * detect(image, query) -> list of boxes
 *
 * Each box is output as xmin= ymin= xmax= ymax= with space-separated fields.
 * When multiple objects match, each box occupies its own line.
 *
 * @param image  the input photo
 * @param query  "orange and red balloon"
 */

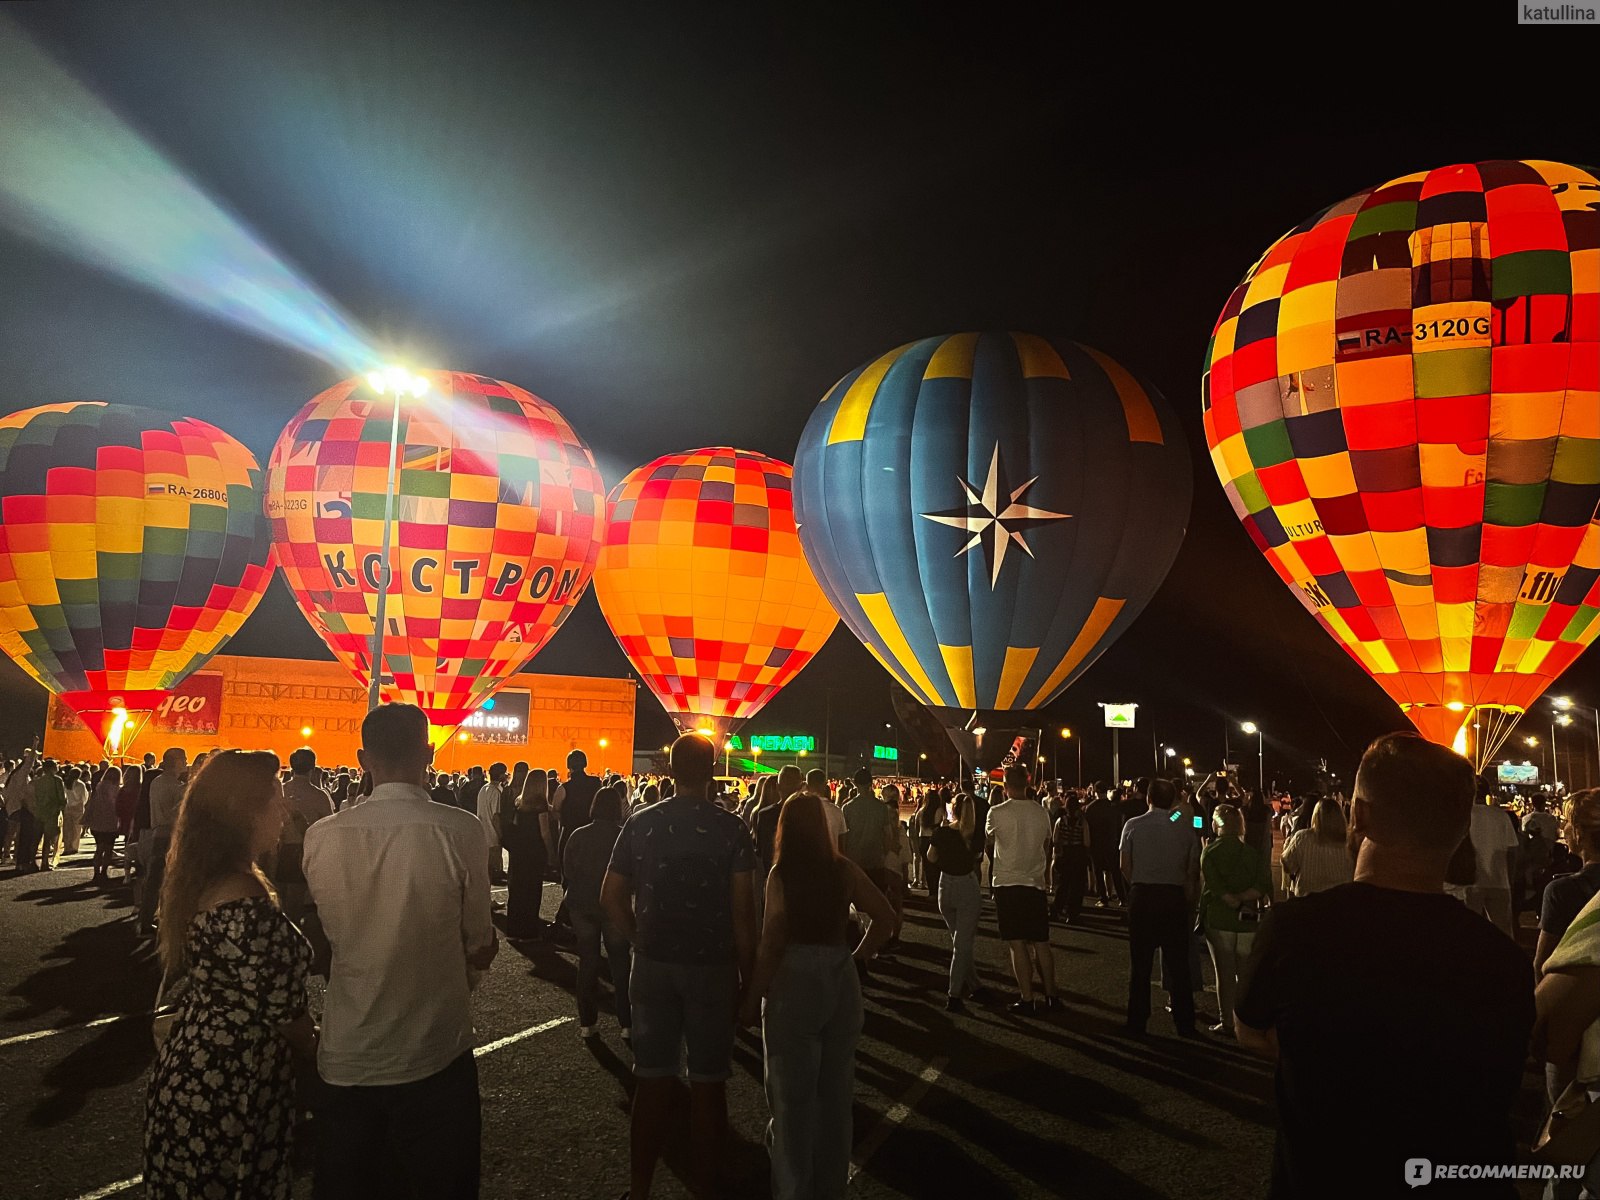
xmin=593 ymin=448 xmax=838 ymax=740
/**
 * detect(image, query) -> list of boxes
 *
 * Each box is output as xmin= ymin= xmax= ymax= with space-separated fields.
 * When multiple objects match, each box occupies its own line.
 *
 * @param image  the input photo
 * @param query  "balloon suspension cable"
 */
xmin=1470 ymin=707 xmax=1521 ymax=775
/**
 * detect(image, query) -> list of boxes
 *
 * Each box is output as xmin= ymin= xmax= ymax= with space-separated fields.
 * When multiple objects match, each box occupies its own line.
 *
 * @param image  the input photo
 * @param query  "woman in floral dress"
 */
xmin=146 ymin=750 xmax=316 ymax=1199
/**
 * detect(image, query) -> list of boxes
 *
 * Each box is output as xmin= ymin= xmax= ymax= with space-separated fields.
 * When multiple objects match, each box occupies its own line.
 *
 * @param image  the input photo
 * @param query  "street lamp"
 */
xmin=1555 ymin=712 xmax=1575 ymax=789
xmin=1241 ymin=721 xmax=1264 ymax=792
xmin=363 ymin=366 xmax=431 ymax=712
xmin=1527 ymin=735 xmax=1547 ymax=779
xmin=751 ymin=744 xmax=763 ymax=773
xmin=1554 ymin=696 xmax=1600 ymax=789
xmin=918 ymin=751 xmax=926 ymax=780
xmin=1060 ymin=727 xmax=1081 ymax=788
xmin=724 ymin=738 xmax=733 ymax=777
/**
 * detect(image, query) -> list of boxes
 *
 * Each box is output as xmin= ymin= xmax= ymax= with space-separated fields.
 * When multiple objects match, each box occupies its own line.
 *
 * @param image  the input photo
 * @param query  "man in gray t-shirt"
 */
xmin=1119 ymin=778 xmax=1200 ymax=1035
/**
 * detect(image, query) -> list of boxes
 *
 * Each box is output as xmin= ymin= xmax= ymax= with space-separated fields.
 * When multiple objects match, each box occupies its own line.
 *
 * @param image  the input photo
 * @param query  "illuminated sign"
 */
xmin=461 ymin=691 xmax=531 ymax=745
xmin=873 ymin=745 xmax=899 ymax=761
xmin=1101 ymin=702 xmax=1138 ymax=730
xmin=1498 ymin=762 xmax=1539 ymax=786
xmin=51 ymin=672 xmax=224 ymax=736
xmin=728 ymin=734 xmax=815 ymax=753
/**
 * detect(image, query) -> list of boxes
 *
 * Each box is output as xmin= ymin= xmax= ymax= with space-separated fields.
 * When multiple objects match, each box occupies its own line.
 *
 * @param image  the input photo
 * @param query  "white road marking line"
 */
xmin=0 ymin=1013 xmax=134 ymax=1049
xmin=68 ymin=1177 xmax=142 ymax=1199
xmin=474 ymin=1015 xmax=572 ymax=1056
xmin=847 ymin=1056 xmax=948 ymax=1182
xmin=62 ymin=1014 xmax=573 ymax=1200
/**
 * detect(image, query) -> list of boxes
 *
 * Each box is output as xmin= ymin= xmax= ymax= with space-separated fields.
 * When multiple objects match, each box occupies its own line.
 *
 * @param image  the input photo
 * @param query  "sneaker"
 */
xmin=1043 ymin=996 xmax=1062 ymax=1013
xmin=945 ymin=996 xmax=968 ymax=1014
xmin=579 ymin=1024 xmax=596 ymax=1040
xmin=1007 ymin=1000 xmax=1036 ymax=1017
xmin=1094 ymin=899 xmax=1109 ymax=908
xmin=970 ymin=986 xmax=997 ymax=1004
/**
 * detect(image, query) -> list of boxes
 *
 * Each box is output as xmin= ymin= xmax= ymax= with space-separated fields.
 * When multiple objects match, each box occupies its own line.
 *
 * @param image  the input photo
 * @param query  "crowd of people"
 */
xmin=9 ymin=718 xmax=1600 ymax=1198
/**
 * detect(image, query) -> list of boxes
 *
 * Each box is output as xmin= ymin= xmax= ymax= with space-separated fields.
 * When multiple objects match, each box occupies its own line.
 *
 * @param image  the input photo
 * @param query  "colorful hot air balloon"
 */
xmin=265 ymin=371 xmax=604 ymax=737
xmin=1203 ymin=160 xmax=1600 ymax=766
xmin=592 ymin=448 xmax=838 ymax=741
xmin=793 ymin=333 xmax=1191 ymax=764
xmin=0 ymin=402 xmax=272 ymax=745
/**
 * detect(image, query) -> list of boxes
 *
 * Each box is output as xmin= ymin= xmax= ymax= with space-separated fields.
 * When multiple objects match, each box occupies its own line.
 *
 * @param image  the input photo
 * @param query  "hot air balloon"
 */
xmin=265 ymin=370 xmax=604 ymax=739
xmin=592 ymin=448 xmax=838 ymax=742
xmin=1202 ymin=159 xmax=1600 ymax=768
xmin=0 ymin=402 xmax=272 ymax=750
xmin=792 ymin=333 xmax=1191 ymax=766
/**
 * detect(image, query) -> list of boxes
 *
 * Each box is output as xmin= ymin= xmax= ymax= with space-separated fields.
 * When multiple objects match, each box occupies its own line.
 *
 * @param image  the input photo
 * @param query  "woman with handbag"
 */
xmin=1535 ymin=880 xmax=1600 ymax=1194
xmin=145 ymin=750 xmax=316 ymax=1200
xmin=1199 ymin=803 xmax=1272 ymax=1036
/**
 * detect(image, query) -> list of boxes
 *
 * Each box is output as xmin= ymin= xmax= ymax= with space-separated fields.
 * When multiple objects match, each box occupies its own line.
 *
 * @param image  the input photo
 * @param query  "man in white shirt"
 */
xmin=986 ymin=764 xmax=1058 ymax=1015
xmin=477 ymin=762 xmax=507 ymax=885
xmin=1467 ymin=793 xmax=1521 ymax=937
xmin=304 ymin=702 xmax=497 ymax=1199
xmin=138 ymin=748 xmax=186 ymax=934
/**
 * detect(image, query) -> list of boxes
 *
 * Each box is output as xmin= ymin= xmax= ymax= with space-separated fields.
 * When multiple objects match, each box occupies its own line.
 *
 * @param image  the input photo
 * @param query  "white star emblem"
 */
xmin=922 ymin=445 xmax=1070 ymax=587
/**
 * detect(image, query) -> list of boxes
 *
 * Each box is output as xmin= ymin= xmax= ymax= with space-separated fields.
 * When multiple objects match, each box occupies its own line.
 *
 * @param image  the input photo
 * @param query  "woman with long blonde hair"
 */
xmin=145 ymin=750 xmax=315 ymax=1200
xmin=926 ymin=793 xmax=989 ymax=1012
xmin=1280 ymin=798 xmax=1355 ymax=897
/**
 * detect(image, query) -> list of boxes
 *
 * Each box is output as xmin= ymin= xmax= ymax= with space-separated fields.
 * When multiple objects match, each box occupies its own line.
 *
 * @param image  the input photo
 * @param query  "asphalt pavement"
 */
xmin=0 ymin=847 xmax=1541 ymax=1199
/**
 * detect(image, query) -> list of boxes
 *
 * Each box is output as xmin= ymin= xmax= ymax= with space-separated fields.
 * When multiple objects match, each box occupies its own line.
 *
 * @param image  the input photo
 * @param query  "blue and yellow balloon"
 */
xmin=792 ymin=332 xmax=1191 ymax=765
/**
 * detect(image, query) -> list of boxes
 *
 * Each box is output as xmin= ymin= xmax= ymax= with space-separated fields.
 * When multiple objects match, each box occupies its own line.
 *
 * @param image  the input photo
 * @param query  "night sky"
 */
xmin=1 ymin=7 xmax=1594 ymax=786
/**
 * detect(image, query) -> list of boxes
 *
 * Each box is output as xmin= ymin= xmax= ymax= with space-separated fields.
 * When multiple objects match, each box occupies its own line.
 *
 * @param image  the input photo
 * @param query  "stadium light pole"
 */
xmin=1241 ymin=721 xmax=1263 ymax=792
xmin=364 ymin=366 xmax=430 ymax=712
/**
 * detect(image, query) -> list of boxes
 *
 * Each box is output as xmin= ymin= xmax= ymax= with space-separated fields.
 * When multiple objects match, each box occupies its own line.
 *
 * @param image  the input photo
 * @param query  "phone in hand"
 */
xmin=1193 ymin=815 xmax=1204 ymax=829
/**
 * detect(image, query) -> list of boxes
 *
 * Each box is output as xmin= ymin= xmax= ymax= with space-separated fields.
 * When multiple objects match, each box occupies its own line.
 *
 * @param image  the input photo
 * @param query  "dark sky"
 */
xmin=1 ymin=6 xmax=1595 ymax=786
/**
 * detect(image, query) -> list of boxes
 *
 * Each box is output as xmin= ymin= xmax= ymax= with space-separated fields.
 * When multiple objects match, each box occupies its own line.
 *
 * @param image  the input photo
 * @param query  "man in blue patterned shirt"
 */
xmin=603 ymin=732 xmax=758 ymax=1199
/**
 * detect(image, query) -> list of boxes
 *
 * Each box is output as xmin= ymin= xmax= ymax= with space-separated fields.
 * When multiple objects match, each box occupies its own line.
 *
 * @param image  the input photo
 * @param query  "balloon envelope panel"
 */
xmin=793 ymin=333 xmax=1191 ymax=723
xmin=0 ymin=402 xmax=271 ymax=720
xmin=1202 ymin=160 xmax=1600 ymax=749
xmin=265 ymin=371 xmax=604 ymax=732
xmin=593 ymin=448 xmax=838 ymax=737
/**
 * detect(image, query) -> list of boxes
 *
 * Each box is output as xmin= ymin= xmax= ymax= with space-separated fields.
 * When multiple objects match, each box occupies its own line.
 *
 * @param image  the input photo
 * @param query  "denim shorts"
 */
xmin=629 ymin=954 xmax=737 ymax=1082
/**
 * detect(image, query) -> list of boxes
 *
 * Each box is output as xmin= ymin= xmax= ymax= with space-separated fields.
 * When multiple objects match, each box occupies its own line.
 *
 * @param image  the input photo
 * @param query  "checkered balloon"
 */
xmin=593 ymin=448 xmax=838 ymax=740
xmin=1203 ymin=159 xmax=1600 ymax=764
xmin=265 ymin=372 xmax=604 ymax=736
xmin=0 ymin=402 xmax=272 ymax=734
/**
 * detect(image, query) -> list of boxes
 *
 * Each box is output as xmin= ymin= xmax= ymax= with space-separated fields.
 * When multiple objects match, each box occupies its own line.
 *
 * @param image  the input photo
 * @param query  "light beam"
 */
xmin=0 ymin=16 xmax=378 ymax=372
